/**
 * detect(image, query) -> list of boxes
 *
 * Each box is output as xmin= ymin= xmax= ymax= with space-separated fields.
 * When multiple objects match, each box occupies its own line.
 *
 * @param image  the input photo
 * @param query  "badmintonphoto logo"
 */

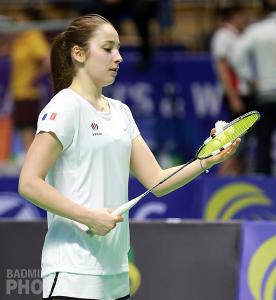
xmin=6 ymin=268 xmax=42 ymax=295
xmin=247 ymin=236 xmax=276 ymax=300
xmin=203 ymin=182 xmax=275 ymax=220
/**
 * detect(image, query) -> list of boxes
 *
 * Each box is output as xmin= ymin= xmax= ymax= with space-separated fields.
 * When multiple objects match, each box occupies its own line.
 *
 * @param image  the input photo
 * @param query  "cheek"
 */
xmin=88 ymin=53 xmax=109 ymax=70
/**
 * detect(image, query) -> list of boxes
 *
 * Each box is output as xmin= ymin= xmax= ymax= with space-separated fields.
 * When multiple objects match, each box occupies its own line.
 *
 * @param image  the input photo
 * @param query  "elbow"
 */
xmin=18 ymin=174 xmax=35 ymax=199
xmin=18 ymin=177 xmax=29 ymax=199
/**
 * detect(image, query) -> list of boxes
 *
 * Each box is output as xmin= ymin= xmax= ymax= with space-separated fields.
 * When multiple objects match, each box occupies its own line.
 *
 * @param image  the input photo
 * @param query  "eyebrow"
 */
xmin=103 ymin=41 xmax=121 ymax=48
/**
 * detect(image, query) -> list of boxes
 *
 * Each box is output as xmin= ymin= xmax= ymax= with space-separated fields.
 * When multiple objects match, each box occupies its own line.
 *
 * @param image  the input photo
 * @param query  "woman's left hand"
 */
xmin=203 ymin=128 xmax=241 ymax=170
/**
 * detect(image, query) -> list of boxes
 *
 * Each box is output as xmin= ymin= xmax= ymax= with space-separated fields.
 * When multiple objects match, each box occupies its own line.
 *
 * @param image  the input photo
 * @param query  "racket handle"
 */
xmin=112 ymin=195 xmax=142 ymax=216
xmin=73 ymin=221 xmax=90 ymax=233
xmin=74 ymin=195 xmax=143 ymax=232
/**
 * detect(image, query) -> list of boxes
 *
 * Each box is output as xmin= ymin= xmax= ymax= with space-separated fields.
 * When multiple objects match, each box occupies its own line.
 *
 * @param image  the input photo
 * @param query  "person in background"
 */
xmin=211 ymin=4 xmax=252 ymax=175
xmin=233 ymin=0 xmax=276 ymax=175
xmin=10 ymin=7 xmax=50 ymax=161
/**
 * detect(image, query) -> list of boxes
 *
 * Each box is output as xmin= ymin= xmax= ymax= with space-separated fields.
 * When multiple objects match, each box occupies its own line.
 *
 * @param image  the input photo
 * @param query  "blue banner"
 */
xmin=2 ymin=175 xmax=276 ymax=222
xmin=128 ymin=175 xmax=202 ymax=220
xmin=0 ymin=176 xmax=45 ymax=219
xmin=238 ymin=222 xmax=276 ymax=300
xmin=104 ymin=49 xmax=229 ymax=159
xmin=198 ymin=177 xmax=276 ymax=221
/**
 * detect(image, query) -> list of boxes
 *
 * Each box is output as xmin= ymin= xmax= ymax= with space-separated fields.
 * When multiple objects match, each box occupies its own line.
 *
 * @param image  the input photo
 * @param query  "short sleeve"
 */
xmin=121 ymin=104 xmax=140 ymax=140
xmin=36 ymin=97 xmax=77 ymax=150
xmin=211 ymin=30 xmax=232 ymax=59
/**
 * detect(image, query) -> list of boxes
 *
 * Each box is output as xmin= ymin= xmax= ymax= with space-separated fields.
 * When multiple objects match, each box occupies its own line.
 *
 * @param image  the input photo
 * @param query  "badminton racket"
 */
xmin=76 ymin=110 xmax=260 ymax=233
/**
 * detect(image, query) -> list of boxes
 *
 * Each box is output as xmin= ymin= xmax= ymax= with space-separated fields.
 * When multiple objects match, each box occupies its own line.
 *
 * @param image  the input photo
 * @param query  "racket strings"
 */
xmin=197 ymin=113 xmax=259 ymax=159
xmin=229 ymin=114 xmax=259 ymax=139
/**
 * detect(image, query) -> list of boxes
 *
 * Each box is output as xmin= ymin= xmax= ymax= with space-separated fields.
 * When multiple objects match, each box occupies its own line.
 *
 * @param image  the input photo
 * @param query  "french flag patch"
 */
xmin=42 ymin=112 xmax=57 ymax=121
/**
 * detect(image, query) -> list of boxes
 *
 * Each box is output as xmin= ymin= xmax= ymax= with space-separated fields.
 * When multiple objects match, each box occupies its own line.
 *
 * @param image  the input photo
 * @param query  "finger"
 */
xmin=210 ymin=128 xmax=216 ymax=137
xmin=115 ymin=215 xmax=124 ymax=223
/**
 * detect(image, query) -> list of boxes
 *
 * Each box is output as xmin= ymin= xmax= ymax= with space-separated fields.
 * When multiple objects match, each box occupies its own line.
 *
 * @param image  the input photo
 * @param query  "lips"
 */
xmin=109 ymin=67 xmax=119 ymax=72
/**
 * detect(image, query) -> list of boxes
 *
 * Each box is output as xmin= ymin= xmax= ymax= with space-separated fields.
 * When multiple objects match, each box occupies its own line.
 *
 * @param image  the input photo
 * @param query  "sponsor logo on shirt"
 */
xmin=91 ymin=123 xmax=98 ymax=130
xmin=91 ymin=122 xmax=102 ymax=136
xmin=42 ymin=112 xmax=57 ymax=121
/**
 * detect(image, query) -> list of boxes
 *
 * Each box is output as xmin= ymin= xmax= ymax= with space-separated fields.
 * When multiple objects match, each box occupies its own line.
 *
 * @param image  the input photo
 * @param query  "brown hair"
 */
xmin=50 ymin=14 xmax=111 ymax=94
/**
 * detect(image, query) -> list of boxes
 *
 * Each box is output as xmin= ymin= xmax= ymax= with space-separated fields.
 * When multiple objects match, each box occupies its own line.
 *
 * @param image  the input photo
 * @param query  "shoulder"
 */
xmin=52 ymin=89 xmax=80 ymax=105
xmin=212 ymin=27 xmax=234 ymax=42
xmin=245 ymin=17 xmax=275 ymax=36
xmin=39 ymin=89 xmax=80 ymax=117
xmin=211 ymin=27 xmax=235 ymax=51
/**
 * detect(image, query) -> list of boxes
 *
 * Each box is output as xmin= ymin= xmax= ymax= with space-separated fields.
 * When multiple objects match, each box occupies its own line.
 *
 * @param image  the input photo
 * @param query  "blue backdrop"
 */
xmin=0 ymin=48 xmax=229 ymax=162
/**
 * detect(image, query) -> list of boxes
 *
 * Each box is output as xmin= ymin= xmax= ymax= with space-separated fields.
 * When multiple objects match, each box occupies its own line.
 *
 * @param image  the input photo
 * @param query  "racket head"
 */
xmin=196 ymin=110 xmax=260 ymax=159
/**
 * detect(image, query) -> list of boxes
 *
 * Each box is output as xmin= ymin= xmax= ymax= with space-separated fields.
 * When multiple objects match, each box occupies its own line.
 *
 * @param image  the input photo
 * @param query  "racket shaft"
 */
xmin=112 ymin=194 xmax=144 ymax=215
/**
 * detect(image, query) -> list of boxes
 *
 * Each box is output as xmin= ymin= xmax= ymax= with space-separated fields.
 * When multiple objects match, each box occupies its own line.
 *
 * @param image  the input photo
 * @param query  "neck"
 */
xmin=70 ymin=78 xmax=109 ymax=112
xmin=70 ymin=73 xmax=102 ymax=104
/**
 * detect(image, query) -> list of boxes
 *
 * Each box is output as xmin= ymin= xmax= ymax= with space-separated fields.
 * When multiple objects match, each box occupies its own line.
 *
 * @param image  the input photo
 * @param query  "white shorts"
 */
xmin=42 ymin=272 xmax=130 ymax=300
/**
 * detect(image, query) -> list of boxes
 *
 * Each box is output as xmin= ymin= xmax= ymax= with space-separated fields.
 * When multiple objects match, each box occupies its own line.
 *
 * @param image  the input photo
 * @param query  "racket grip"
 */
xmin=112 ymin=196 xmax=142 ymax=216
xmin=74 ymin=195 xmax=142 ymax=231
xmin=73 ymin=221 xmax=90 ymax=233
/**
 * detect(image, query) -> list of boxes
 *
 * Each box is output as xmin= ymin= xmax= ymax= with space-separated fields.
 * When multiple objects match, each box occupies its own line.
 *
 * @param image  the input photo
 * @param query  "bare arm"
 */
xmin=19 ymin=132 xmax=122 ymax=235
xmin=130 ymin=135 xmax=240 ymax=197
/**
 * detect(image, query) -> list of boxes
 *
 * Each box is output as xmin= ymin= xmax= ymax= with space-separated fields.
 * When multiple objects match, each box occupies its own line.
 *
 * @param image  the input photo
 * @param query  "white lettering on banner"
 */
xmin=110 ymin=83 xmax=128 ymax=103
xmin=129 ymin=83 xmax=154 ymax=115
xmin=132 ymin=202 xmax=167 ymax=220
xmin=160 ymin=82 xmax=185 ymax=118
xmin=191 ymin=82 xmax=223 ymax=118
xmin=111 ymin=82 xmax=154 ymax=116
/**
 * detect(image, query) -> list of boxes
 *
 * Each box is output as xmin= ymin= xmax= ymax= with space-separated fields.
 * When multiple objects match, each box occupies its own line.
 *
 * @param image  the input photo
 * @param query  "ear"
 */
xmin=71 ymin=45 xmax=86 ymax=63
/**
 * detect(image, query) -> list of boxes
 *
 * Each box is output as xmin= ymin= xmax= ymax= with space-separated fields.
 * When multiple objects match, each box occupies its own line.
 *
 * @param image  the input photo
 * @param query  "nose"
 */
xmin=115 ymin=50 xmax=123 ymax=64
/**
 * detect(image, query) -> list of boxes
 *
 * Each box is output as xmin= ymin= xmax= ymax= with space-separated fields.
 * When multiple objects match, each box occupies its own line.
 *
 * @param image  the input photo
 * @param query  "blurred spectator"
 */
xmin=9 ymin=7 xmax=50 ymax=161
xmin=211 ymin=4 xmax=253 ymax=175
xmin=233 ymin=0 xmax=276 ymax=175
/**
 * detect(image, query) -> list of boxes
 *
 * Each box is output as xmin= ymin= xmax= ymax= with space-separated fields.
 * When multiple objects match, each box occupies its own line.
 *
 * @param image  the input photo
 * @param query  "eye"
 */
xmin=103 ymin=48 xmax=112 ymax=52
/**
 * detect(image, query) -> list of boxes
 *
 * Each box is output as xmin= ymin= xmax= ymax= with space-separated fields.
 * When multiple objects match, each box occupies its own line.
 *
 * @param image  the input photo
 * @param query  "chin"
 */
xmin=102 ymin=78 xmax=115 ymax=87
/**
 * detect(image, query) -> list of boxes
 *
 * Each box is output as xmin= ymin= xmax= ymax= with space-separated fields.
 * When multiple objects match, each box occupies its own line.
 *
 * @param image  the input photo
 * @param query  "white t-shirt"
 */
xmin=211 ymin=23 xmax=239 ymax=62
xmin=36 ymin=88 xmax=140 ymax=278
xmin=211 ymin=23 xmax=250 ymax=95
xmin=233 ymin=13 xmax=276 ymax=96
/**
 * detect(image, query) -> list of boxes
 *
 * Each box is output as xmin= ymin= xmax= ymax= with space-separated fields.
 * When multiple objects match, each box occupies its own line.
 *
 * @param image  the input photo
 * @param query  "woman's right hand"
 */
xmin=86 ymin=208 xmax=124 ymax=236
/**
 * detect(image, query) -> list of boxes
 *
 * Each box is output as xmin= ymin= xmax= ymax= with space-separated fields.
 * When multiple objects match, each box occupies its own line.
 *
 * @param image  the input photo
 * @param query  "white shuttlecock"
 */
xmin=215 ymin=120 xmax=228 ymax=132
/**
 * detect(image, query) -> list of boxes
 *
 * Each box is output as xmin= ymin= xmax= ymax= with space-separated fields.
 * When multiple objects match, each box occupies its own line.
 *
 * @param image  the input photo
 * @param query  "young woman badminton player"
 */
xmin=18 ymin=14 xmax=240 ymax=300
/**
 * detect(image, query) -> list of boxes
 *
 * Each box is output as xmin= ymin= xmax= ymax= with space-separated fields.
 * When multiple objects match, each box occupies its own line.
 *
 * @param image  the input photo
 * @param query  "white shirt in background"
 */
xmin=211 ymin=23 xmax=250 ymax=96
xmin=233 ymin=13 xmax=276 ymax=98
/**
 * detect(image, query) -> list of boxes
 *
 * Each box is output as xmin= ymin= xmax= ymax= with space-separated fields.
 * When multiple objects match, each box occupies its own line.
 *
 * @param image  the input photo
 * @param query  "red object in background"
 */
xmin=0 ymin=116 xmax=12 ymax=162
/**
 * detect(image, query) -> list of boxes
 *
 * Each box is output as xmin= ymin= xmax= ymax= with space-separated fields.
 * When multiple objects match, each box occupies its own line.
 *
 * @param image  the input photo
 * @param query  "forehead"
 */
xmin=91 ymin=23 xmax=120 ymax=44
